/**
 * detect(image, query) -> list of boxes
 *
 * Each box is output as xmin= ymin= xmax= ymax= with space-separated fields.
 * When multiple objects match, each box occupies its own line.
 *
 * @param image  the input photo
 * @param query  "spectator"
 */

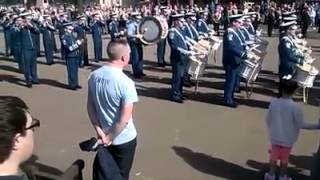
xmin=87 ymin=39 xmax=138 ymax=180
xmin=264 ymin=80 xmax=320 ymax=180
xmin=301 ymin=6 xmax=311 ymax=38
xmin=0 ymin=96 xmax=40 ymax=180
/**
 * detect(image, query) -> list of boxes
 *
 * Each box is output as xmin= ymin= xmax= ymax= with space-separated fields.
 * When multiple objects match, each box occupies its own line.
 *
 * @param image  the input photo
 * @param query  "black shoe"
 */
xmin=133 ymin=74 xmax=142 ymax=79
xmin=189 ymin=81 xmax=196 ymax=86
xmin=140 ymin=73 xmax=146 ymax=77
xmin=68 ymin=86 xmax=77 ymax=90
xmin=170 ymin=96 xmax=184 ymax=103
xmin=180 ymin=95 xmax=188 ymax=100
xmin=224 ymin=102 xmax=238 ymax=108
xmin=183 ymin=82 xmax=192 ymax=87
xmin=84 ymin=63 xmax=91 ymax=66
xmin=47 ymin=62 xmax=54 ymax=65
xmin=32 ymin=81 xmax=40 ymax=84
xmin=26 ymin=82 xmax=32 ymax=88
xmin=158 ymin=63 xmax=165 ymax=67
xmin=76 ymin=85 xmax=82 ymax=89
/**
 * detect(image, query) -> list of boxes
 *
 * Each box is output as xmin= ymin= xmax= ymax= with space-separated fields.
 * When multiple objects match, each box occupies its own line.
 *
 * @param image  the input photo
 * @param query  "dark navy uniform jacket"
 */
xmin=74 ymin=23 xmax=90 ymax=39
xmin=20 ymin=23 xmax=40 ymax=50
xmin=109 ymin=20 xmax=119 ymax=39
xmin=195 ymin=19 xmax=209 ymax=36
xmin=167 ymin=27 xmax=189 ymax=61
xmin=56 ymin=20 xmax=68 ymax=38
xmin=240 ymin=26 xmax=251 ymax=41
xmin=10 ymin=25 xmax=22 ymax=51
xmin=90 ymin=21 xmax=104 ymax=39
xmin=223 ymin=27 xmax=247 ymax=68
xmin=61 ymin=33 xmax=80 ymax=58
xmin=41 ymin=23 xmax=56 ymax=43
xmin=278 ymin=33 xmax=304 ymax=76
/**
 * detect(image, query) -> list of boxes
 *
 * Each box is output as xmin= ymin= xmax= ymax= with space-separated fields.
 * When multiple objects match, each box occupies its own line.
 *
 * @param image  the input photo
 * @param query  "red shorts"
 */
xmin=269 ymin=144 xmax=292 ymax=164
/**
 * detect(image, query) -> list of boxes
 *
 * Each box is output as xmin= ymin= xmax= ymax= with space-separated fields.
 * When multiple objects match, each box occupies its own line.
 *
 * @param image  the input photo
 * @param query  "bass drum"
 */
xmin=138 ymin=16 xmax=168 ymax=45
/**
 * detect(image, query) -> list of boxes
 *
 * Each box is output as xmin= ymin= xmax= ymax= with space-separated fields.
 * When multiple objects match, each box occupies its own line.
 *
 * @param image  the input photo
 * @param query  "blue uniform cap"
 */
xmin=280 ymin=21 xmax=297 ymax=28
xmin=160 ymin=6 xmax=167 ymax=10
xmin=185 ymin=12 xmax=196 ymax=17
xmin=63 ymin=22 xmax=74 ymax=29
xmin=229 ymin=14 xmax=243 ymax=22
xmin=282 ymin=11 xmax=295 ymax=17
xmin=19 ymin=12 xmax=32 ymax=18
xmin=77 ymin=15 xmax=86 ymax=19
xmin=171 ymin=13 xmax=184 ymax=21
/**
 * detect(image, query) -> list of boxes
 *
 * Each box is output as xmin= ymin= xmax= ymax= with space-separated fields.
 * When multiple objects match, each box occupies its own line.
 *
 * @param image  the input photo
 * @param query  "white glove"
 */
xmin=120 ymin=31 xmax=124 ymax=35
xmin=76 ymin=40 xmax=83 ymax=45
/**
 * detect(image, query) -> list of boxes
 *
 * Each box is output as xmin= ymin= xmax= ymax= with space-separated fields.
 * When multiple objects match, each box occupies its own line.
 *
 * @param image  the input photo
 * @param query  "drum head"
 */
xmin=138 ymin=16 xmax=162 ymax=45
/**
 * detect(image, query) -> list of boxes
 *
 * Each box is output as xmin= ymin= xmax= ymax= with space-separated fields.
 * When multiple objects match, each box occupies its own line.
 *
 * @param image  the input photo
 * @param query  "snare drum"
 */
xmin=187 ymin=56 xmax=206 ymax=79
xmin=239 ymin=60 xmax=261 ymax=82
xmin=294 ymin=64 xmax=319 ymax=88
xmin=138 ymin=16 xmax=168 ymax=45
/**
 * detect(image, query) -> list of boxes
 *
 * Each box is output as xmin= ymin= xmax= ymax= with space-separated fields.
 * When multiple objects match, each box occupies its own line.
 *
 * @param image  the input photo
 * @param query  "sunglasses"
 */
xmin=25 ymin=118 xmax=40 ymax=132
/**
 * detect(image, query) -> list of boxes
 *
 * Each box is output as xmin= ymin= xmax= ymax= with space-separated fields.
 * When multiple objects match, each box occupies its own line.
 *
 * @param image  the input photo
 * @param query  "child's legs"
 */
xmin=279 ymin=146 xmax=292 ymax=177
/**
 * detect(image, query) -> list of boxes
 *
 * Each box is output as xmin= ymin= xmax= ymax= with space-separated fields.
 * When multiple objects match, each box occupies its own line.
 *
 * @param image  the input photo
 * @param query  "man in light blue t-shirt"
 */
xmin=87 ymin=39 xmax=138 ymax=180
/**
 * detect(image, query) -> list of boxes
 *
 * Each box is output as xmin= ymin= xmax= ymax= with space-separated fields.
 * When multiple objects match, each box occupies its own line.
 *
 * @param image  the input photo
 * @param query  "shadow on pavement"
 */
xmin=0 ymin=64 xmax=21 ymax=74
xmin=172 ymin=146 xmax=262 ymax=179
xmin=1 ymin=74 xmax=26 ymax=87
xmin=247 ymin=159 xmax=310 ymax=180
xmin=39 ymin=78 xmax=69 ymax=89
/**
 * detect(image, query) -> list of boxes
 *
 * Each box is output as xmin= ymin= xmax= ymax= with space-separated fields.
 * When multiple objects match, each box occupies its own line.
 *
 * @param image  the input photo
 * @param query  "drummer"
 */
xmin=127 ymin=12 xmax=145 ymax=79
xmin=167 ymin=13 xmax=195 ymax=103
xmin=195 ymin=10 xmax=209 ymax=38
xmin=184 ymin=12 xmax=200 ymax=42
xmin=223 ymin=14 xmax=250 ymax=108
xmin=278 ymin=20 xmax=305 ymax=94
xmin=240 ymin=16 xmax=255 ymax=42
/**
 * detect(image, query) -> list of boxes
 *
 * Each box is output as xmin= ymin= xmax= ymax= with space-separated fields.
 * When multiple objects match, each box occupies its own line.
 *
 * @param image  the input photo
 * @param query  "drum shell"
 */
xmin=138 ymin=16 xmax=168 ymax=45
xmin=294 ymin=68 xmax=317 ymax=88
xmin=239 ymin=60 xmax=261 ymax=82
xmin=187 ymin=56 xmax=206 ymax=79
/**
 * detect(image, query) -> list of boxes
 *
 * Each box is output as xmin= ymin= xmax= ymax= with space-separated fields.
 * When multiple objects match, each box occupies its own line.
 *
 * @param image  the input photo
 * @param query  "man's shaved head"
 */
xmin=107 ymin=39 xmax=130 ymax=61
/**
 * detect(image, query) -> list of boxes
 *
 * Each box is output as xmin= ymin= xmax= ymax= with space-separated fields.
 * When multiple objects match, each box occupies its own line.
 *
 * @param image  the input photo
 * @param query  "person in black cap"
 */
xmin=20 ymin=12 xmax=40 ymax=88
xmin=56 ymin=13 xmax=69 ymax=60
xmin=167 ymin=13 xmax=194 ymax=103
xmin=195 ymin=10 xmax=209 ymax=37
xmin=74 ymin=15 xmax=90 ymax=67
xmin=223 ymin=14 xmax=249 ymax=108
xmin=10 ymin=15 xmax=23 ymax=73
xmin=90 ymin=13 xmax=105 ymax=62
xmin=1 ymin=12 xmax=12 ymax=57
xmin=108 ymin=13 xmax=120 ymax=40
xmin=127 ymin=12 xmax=145 ymax=79
xmin=40 ymin=15 xmax=55 ymax=65
xmin=61 ymin=22 xmax=84 ymax=90
xmin=278 ymin=21 xmax=304 ymax=96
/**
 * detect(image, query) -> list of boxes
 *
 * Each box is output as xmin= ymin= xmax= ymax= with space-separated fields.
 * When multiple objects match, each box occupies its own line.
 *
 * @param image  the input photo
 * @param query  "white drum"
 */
xmin=294 ymin=64 xmax=319 ymax=88
xmin=239 ymin=60 xmax=261 ymax=82
xmin=138 ymin=16 xmax=168 ymax=45
xmin=188 ymin=56 xmax=206 ymax=79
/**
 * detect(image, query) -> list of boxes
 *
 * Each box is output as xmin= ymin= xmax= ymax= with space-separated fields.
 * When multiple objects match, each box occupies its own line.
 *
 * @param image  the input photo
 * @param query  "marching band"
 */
xmin=0 ymin=3 xmax=319 ymax=106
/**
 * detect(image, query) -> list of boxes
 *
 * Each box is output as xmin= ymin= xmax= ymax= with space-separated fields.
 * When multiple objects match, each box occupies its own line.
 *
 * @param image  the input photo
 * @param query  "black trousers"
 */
xmin=267 ymin=24 xmax=273 ymax=37
xmin=93 ymin=138 xmax=137 ymax=180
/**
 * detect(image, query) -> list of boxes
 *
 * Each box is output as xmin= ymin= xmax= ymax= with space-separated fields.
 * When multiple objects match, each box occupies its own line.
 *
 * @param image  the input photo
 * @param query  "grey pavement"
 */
xmin=1 ymin=26 xmax=320 ymax=180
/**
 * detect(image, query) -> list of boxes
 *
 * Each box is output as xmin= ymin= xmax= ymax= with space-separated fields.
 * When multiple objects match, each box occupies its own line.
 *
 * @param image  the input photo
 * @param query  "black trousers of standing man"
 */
xmin=93 ymin=138 xmax=137 ymax=180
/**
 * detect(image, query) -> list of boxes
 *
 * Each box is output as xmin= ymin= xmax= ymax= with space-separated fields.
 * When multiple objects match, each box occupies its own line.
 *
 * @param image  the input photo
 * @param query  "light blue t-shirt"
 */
xmin=88 ymin=66 xmax=138 ymax=145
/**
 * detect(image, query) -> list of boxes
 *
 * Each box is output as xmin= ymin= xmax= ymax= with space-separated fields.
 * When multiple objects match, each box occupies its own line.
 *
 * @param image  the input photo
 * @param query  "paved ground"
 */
xmin=1 ymin=26 xmax=320 ymax=180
